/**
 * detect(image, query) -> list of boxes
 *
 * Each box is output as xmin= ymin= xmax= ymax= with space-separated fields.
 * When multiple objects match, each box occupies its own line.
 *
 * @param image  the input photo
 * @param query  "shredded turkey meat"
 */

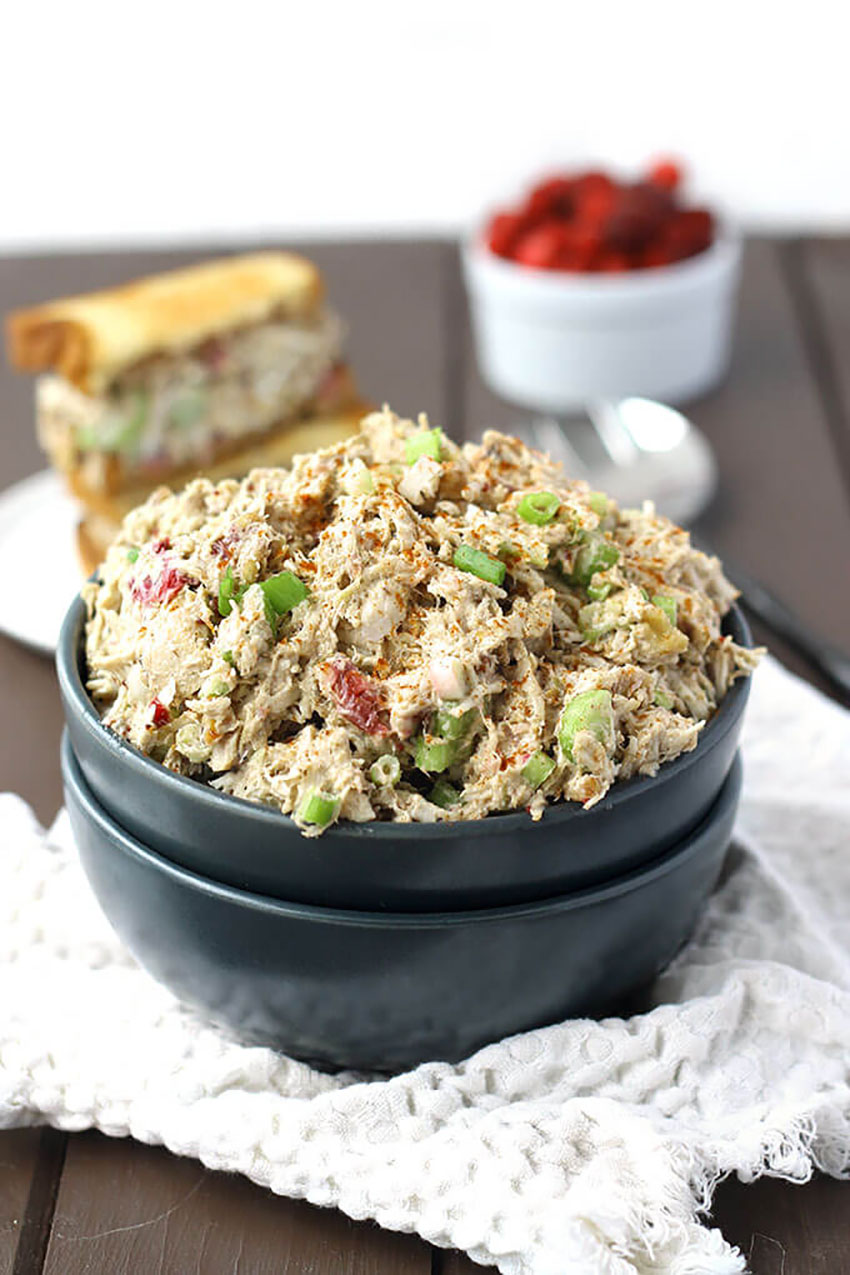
xmin=82 ymin=407 xmax=761 ymax=835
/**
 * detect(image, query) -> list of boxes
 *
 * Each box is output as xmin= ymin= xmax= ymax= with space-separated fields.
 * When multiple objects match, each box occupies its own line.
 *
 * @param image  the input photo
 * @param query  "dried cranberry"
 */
xmin=131 ymin=564 xmax=190 ymax=607
xmin=573 ymin=187 xmax=618 ymax=228
xmin=524 ymin=177 xmax=575 ymax=222
xmin=596 ymin=251 xmax=631 ymax=273
xmin=153 ymin=537 xmax=172 ymax=553
xmin=326 ymin=657 xmax=388 ymax=736
xmin=210 ymin=528 xmax=241 ymax=561
xmin=513 ymin=222 xmax=568 ymax=270
xmin=647 ymin=159 xmax=683 ymax=192
xmin=198 ymin=336 xmax=227 ymax=372
xmin=150 ymin=698 xmax=170 ymax=727
xmin=666 ymin=208 xmax=714 ymax=259
xmin=641 ymin=244 xmax=677 ymax=269
xmin=573 ymin=171 xmax=616 ymax=201
xmin=487 ymin=211 xmax=525 ymax=259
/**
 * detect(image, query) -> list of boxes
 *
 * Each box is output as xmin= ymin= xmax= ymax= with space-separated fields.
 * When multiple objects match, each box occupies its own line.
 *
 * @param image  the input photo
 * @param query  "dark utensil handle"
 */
xmin=733 ymin=568 xmax=850 ymax=702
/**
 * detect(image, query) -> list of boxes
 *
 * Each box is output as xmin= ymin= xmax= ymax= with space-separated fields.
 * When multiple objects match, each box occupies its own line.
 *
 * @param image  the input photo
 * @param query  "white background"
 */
xmin=2 ymin=0 xmax=848 ymax=251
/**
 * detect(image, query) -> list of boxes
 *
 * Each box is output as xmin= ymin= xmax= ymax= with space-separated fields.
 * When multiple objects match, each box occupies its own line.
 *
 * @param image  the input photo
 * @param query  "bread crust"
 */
xmin=7 ymin=252 xmax=324 ymax=395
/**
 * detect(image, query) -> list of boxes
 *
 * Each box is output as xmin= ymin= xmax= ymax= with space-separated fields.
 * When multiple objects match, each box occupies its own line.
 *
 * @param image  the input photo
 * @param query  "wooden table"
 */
xmin=1 ymin=239 xmax=849 ymax=1274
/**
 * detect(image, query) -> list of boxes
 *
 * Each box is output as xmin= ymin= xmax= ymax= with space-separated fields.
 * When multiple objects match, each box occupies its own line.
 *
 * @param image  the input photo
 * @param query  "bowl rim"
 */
xmin=463 ymin=223 xmax=742 ymax=296
xmin=57 ymin=592 xmax=752 ymax=842
xmin=63 ymin=730 xmax=742 ymax=927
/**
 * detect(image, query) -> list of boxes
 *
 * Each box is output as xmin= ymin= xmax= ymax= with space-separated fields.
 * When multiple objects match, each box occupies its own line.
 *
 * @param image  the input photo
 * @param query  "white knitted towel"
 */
xmin=2 ymin=655 xmax=849 ymax=1275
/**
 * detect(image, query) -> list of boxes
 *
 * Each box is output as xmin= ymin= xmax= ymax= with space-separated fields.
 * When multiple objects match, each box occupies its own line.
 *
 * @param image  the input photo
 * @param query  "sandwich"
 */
xmin=6 ymin=251 xmax=366 ymax=571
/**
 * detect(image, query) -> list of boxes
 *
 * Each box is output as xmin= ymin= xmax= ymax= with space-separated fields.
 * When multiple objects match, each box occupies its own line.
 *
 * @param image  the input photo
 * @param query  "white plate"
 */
xmin=0 ymin=470 xmax=83 ymax=656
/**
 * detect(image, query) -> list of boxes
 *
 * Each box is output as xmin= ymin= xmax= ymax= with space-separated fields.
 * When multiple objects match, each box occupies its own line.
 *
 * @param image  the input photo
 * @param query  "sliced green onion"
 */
xmin=405 ymin=427 xmax=443 ymax=465
xmin=586 ymin=579 xmax=613 ymax=602
xmin=207 ymin=679 xmax=230 ymax=697
xmin=434 ymin=706 xmax=475 ymax=741
xmin=565 ymin=535 xmax=620 ymax=586
xmin=263 ymin=593 xmax=278 ymax=635
xmin=557 ymin=688 xmax=614 ymax=762
xmin=218 ymin=565 xmax=236 ymax=617
xmin=261 ymin=570 xmax=308 ymax=617
xmin=414 ymin=735 xmax=456 ymax=773
xmin=522 ymin=751 xmax=556 ymax=789
xmin=370 ymin=754 xmax=401 ymax=787
xmin=222 ymin=649 xmax=235 ymax=667
xmin=126 ymin=546 xmax=140 ymax=563
xmin=453 ymin=545 xmax=506 ymax=587
xmin=299 ymin=790 xmax=340 ymax=827
xmin=430 ymin=779 xmax=460 ymax=808
xmin=528 ymin=546 xmax=549 ymax=569
xmin=174 ymin=723 xmax=212 ymax=764
xmin=588 ymin=491 xmax=609 ymax=517
xmin=652 ymin=594 xmax=677 ymax=626
xmin=517 ymin=491 xmax=559 ymax=526
xmin=497 ymin=541 xmax=520 ymax=562
xmin=654 ymin=690 xmax=674 ymax=709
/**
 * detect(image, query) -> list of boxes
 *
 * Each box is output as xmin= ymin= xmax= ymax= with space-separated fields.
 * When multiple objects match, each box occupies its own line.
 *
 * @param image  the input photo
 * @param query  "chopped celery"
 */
xmin=522 ymin=751 xmax=555 ymax=789
xmin=565 ymin=535 xmax=620 ymax=586
xmin=453 ymin=545 xmax=506 ymax=586
xmin=586 ymin=579 xmax=612 ymax=602
xmin=557 ymin=688 xmax=614 ymax=762
xmin=654 ymin=690 xmax=674 ymax=709
xmin=652 ymin=594 xmax=677 ymax=626
xmin=218 ymin=565 xmax=236 ymax=617
xmin=405 ymin=427 xmax=443 ymax=465
xmin=414 ymin=735 xmax=456 ymax=773
xmin=299 ymin=790 xmax=340 ymax=827
xmin=207 ymin=680 xmax=230 ymax=697
xmin=126 ymin=546 xmax=140 ymax=564
xmin=434 ymin=706 xmax=475 ymax=740
xmin=370 ymin=754 xmax=402 ymax=786
xmin=588 ymin=491 xmax=609 ymax=517
xmin=430 ymin=778 xmax=460 ymax=808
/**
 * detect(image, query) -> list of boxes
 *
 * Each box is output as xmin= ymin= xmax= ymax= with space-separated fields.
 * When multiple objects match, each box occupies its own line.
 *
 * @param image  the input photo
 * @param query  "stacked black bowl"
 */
xmin=58 ymin=596 xmax=751 ymax=1072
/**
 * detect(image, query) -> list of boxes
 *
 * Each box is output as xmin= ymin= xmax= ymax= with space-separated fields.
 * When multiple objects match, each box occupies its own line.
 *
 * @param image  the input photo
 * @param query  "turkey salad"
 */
xmin=83 ymin=407 xmax=760 ymax=835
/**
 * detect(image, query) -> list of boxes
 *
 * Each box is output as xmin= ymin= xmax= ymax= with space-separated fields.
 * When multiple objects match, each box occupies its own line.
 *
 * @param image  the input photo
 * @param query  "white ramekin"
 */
xmin=462 ymin=230 xmax=742 ymax=411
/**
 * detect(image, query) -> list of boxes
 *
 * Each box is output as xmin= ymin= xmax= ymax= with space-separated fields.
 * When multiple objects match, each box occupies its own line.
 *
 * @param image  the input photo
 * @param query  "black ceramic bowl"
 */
xmin=58 ymin=594 xmax=751 ymax=911
xmin=63 ymin=731 xmax=742 ymax=1072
